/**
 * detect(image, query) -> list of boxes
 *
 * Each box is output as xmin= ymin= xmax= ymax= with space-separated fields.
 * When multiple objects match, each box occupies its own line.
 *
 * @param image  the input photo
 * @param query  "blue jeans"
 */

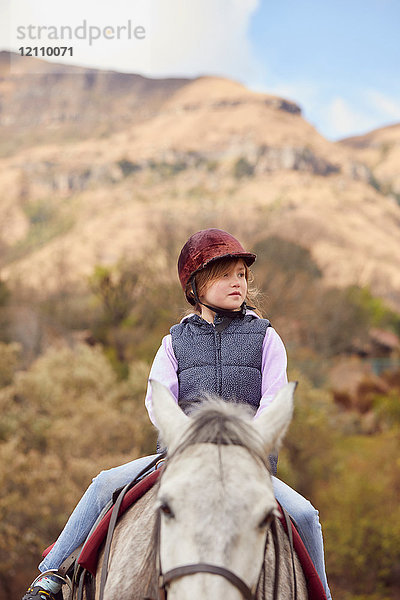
xmin=272 ymin=477 xmax=331 ymax=599
xmin=39 ymin=456 xmax=331 ymax=600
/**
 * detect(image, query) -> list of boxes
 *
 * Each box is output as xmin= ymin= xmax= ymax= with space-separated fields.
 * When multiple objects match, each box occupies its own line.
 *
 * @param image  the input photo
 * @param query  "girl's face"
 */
xmin=199 ymin=259 xmax=248 ymax=319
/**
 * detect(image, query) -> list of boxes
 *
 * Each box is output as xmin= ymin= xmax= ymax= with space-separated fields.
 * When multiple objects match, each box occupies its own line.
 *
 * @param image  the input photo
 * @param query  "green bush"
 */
xmin=317 ymin=432 xmax=400 ymax=595
xmin=0 ymin=342 xmax=20 ymax=389
xmin=0 ymin=344 xmax=155 ymax=597
xmin=0 ymin=279 xmax=10 ymax=307
xmin=233 ymin=157 xmax=254 ymax=178
xmin=117 ymin=159 xmax=141 ymax=177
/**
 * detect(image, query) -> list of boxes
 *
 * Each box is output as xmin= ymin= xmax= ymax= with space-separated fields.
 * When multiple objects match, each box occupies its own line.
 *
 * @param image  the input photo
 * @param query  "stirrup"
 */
xmin=32 ymin=570 xmax=73 ymax=592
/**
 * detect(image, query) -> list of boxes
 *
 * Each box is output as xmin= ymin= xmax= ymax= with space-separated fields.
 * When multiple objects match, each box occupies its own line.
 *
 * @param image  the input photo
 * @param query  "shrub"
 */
xmin=233 ymin=157 xmax=254 ymax=178
xmin=0 ymin=342 xmax=20 ymax=389
xmin=0 ymin=344 xmax=155 ymax=597
xmin=317 ymin=432 xmax=400 ymax=595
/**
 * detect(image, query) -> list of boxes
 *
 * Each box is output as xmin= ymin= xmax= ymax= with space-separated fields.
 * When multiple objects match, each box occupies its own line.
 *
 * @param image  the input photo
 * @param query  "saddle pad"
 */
xmin=277 ymin=503 xmax=327 ymax=600
xmin=43 ymin=468 xmax=326 ymax=600
xmin=78 ymin=468 xmax=161 ymax=575
xmin=40 ymin=469 xmax=161 ymax=564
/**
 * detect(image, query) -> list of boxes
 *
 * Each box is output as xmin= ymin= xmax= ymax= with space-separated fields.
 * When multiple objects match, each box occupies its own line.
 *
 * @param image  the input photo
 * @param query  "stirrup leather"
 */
xmin=31 ymin=570 xmax=73 ymax=592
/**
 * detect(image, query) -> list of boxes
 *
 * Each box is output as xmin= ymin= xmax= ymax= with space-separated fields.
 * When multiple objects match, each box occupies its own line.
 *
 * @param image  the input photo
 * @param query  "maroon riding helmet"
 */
xmin=178 ymin=228 xmax=257 ymax=305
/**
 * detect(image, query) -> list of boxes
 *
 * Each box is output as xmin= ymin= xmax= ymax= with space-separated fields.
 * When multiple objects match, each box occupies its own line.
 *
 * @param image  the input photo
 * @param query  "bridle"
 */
xmin=97 ymin=454 xmax=298 ymax=600
xmin=158 ymin=562 xmax=260 ymax=600
xmin=96 ymin=453 xmax=267 ymax=600
xmin=155 ymin=508 xmax=277 ymax=600
xmin=154 ymin=490 xmax=299 ymax=600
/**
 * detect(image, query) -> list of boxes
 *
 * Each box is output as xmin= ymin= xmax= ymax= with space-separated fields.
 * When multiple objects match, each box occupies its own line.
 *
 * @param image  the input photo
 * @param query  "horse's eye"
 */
xmin=160 ymin=502 xmax=175 ymax=519
xmin=258 ymin=512 xmax=273 ymax=530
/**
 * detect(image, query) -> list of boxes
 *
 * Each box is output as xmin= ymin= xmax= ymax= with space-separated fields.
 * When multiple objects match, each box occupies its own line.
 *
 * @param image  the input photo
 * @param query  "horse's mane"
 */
xmin=142 ymin=399 xmax=269 ymax=596
xmin=166 ymin=397 xmax=268 ymax=467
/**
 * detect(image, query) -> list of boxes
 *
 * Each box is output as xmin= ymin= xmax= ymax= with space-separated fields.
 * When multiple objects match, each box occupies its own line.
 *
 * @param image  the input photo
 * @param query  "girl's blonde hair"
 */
xmin=184 ymin=257 xmax=263 ymax=317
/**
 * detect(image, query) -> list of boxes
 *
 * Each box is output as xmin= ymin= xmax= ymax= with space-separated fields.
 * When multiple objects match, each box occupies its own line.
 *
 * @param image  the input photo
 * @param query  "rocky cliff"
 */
xmin=0 ymin=51 xmax=399 ymax=311
xmin=339 ymin=123 xmax=400 ymax=200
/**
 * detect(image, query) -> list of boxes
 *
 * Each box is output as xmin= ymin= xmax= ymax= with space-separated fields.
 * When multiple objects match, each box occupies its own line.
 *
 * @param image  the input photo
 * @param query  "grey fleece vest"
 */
xmin=171 ymin=313 xmax=270 ymax=412
xmin=170 ymin=314 xmax=277 ymax=474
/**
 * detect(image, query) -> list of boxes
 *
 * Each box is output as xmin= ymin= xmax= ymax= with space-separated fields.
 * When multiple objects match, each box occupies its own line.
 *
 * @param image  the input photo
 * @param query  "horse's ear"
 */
xmin=150 ymin=379 xmax=190 ymax=452
xmin=252 ymin=382 xmax=296 ymax=454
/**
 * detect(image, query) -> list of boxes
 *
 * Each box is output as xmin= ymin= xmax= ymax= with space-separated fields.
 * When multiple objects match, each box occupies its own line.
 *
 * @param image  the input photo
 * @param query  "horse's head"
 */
xmin=150 ymin=381 xmax=296 ymax=599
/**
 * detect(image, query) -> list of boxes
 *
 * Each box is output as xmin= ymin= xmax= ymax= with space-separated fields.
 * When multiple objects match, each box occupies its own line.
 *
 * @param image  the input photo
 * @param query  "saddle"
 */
xmin=42 ymin=465 xmax=326 ymax=600
xmin=42 ymin=464 xmax=162 ymax=556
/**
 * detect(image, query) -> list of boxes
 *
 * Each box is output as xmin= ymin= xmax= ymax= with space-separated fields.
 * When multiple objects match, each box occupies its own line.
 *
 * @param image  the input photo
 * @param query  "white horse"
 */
xmin=91 ymin=382 xmax=307 ymax=599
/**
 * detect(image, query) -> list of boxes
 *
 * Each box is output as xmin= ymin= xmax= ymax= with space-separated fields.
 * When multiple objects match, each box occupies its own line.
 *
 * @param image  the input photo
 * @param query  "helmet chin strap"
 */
xmin=190 ymin=278 xmax=248 ymax=319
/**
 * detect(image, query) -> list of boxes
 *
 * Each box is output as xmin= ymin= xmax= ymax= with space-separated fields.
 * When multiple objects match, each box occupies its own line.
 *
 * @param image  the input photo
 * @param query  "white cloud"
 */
xmin=3 ymin=0 xmax=262 ymax=81
xmin=366 ymin=90 xmax=400 ymax=122
xmin=148 ymin=0 xmax=262 ymax=81
xmin=323 ymin=93 xmax=400 ymax=140
xmin=2 ymin=0 xmax=398 ymax=140
xmin=5 ymin=0 xmax=152 ymax=73
xmin=326 ymin=97 xmax=378 ymax=139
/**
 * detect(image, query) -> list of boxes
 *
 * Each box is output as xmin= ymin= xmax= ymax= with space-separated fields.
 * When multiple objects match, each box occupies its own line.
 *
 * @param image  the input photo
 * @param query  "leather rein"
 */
xmin=97 ymin=454 xmax=298 ymax=600
xmin=156 ymin=516 xmax=270 ymax=600
xmin=154 ymin=500 xmax=298 ymax=600
xmin=158 ymin=562 xmax=259 ymax=600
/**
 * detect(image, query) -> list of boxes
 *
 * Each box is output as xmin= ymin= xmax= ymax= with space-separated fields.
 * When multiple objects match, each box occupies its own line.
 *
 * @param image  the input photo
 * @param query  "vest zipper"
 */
xmin=214 ymin=330 xmax=222 ymax=396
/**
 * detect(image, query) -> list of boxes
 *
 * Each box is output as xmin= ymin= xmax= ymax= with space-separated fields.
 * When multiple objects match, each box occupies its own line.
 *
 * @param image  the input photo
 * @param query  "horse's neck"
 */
xmin=257 ymin=518 xmax=308 ymax=600
xmin=94 ymin=486 xmax=159 ymax=600
xmin=94 ymin=483 xmax=308 ymax=600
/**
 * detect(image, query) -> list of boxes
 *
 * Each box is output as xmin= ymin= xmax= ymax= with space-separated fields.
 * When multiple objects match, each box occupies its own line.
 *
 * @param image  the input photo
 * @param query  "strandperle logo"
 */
xmin=16 ymin=20 xmax=146 ymax=46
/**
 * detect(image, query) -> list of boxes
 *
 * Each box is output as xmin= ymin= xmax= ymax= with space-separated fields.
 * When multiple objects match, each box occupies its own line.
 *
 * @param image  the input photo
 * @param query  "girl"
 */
xmin=22 ymin=228 xmax=331 ymax=600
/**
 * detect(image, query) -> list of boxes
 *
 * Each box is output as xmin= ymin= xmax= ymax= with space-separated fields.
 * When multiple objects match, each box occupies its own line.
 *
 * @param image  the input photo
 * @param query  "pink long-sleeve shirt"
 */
xmin=145 ymin=311 xmax=288 ymax=428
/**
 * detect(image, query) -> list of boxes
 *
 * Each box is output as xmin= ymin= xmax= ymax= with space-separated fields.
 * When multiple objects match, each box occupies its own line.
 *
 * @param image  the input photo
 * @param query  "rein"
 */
xmin=98 ymin=452 xmax=166 ymax=600
xmin=97 ymin=452 xmax=298 ymax=600
xmin=159 ymin=563 xmax=258 ymax=600
xmin=155 ymin=504 xmax=271 ymax=600
xmin=155 ymin=503 xmax=298 ymax=600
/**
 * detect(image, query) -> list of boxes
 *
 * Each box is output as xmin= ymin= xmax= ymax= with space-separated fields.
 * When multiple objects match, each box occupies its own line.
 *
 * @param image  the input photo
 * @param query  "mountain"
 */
xmin=0 ymin=51 xmax=399 ymax=312
xmin=339 ymin=123 xmax=400 ymax=201
xmin=0 ymin=50 xmax=189 ymax=156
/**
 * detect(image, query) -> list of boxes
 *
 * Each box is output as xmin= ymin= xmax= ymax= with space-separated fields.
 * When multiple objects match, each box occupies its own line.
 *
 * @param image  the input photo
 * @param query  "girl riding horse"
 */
xmin=22 ymin=228 xmax=332 ymax=600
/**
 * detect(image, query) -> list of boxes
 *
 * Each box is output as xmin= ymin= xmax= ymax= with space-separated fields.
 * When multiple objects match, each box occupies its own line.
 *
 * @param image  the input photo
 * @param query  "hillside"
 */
xmin=0 ymin=50 xmax=189 ymax=156
xmin=1 ymin=51 xmax=400 ymax=312
xmin=1 ymin=52 xmax=400 ymax=600
xmin=339 ymin=122 xmax=400 ymax=200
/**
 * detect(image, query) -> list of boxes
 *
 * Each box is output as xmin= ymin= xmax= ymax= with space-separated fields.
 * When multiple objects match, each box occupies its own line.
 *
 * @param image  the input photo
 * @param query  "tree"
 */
xmin=0 ymin=344 xmax=155 ymax=599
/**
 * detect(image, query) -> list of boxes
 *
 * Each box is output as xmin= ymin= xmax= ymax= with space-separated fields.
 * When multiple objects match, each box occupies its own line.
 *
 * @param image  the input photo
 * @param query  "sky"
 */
xmin=1 ymin=0 xmax=399 ymax=140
